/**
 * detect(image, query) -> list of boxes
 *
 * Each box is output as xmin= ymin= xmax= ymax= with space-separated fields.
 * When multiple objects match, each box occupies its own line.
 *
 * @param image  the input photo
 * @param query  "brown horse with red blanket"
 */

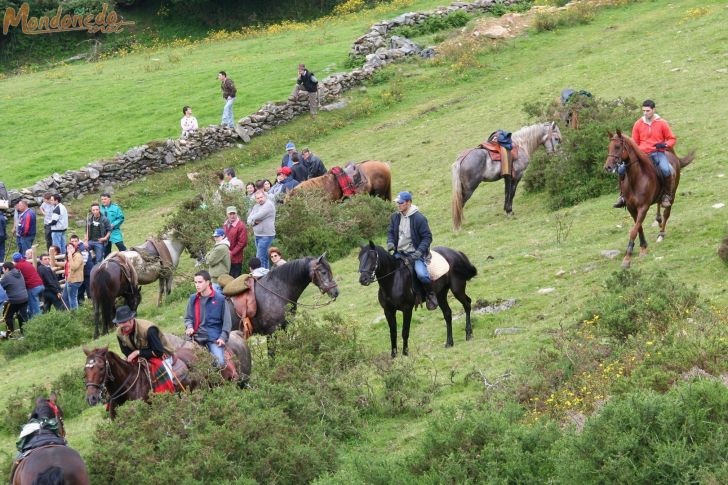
xmin=604 ymin=130 xmax=695 ymax=268
xmin=292 ymin=160 xmax=391 ymax=201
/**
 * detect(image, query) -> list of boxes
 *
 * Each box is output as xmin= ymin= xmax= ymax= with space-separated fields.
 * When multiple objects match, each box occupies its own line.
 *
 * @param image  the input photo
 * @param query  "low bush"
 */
xmin=390 ymin=11 xmax=472 ymax=39
xmin=0 ymin=306 xmax=95 ymax=360
xmin=532 ymin=3 xmax=595 ymax=32
xmin=523 ymin=95 xmax=640 ymax=209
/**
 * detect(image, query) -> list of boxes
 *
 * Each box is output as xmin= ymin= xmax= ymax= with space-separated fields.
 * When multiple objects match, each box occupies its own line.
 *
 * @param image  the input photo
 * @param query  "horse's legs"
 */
xmin=623 ymin=206 xmax=648 ymax=268
xmin=384 ymin=308 xmax=398 ymax=358
xmin=508 ymin=176 xmax=521 ymax=216
xmin=638 ymin=226 xmax=648 ymax=257
xmin=503 ymin=176 xmax=512 ymax=214
xmin=401 ymin=306 xmax=413 ymax=356
xmin=657 ymin=205 xmax=672 ymax=242
xmin=157 ymin=279 xmax=164 ymax=307
xmin=438 ymin=289 xmax=454 ymax=348
xmin=93 ymin=302 xmax=100 ymax=340
xmin=450 ymin=280 xmax=473 ymax=341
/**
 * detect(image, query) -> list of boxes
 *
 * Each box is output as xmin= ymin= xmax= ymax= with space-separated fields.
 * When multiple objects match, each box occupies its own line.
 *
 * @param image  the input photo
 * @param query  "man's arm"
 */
xmin=205 ymin=246 xmax=224 ymax=266
xmin=415 ymin=215 xmax=433 ymax=255
xmin=386 ymin=214 xmax=397 ymax=250
xmin=139 ymin=327 xmax=166 ymax=359
xmin=101 ymin=218 xmax=112 ymax=241
xmin=183 ymin=297 xmax=195 ymax=330
xmin=661 ymin=122 xmax=677 ymax=149
xmin=219 ymin=303 xmax=232 ymax=343
xmin=117 ymin=337 xmax=133 ymax=358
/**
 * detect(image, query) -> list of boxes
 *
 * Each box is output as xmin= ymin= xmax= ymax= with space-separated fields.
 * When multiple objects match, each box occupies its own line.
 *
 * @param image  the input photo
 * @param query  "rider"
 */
xmin=614 ymin=99 xmax=677 ymax=209
xmin=114 ymin=305 xmax=177 ymax=394
xmin=184 ymin=270 xmax=231 ymax=368
xmin=386 ymin=191 xmax=438 ymax=311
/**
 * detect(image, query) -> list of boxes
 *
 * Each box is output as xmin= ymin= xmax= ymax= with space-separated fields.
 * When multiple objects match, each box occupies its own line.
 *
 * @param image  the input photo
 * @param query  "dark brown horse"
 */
xmin=358 ymin=242 xmax=477 ymax=357
xmin=89 ymin=253 xmax=141 ymax=338
xmin=292 ymin=160 xmax=392 ymax=201
xmin=604 ymin=130 xmax=695 ymax=268
xmin=10 ymin=396 xmax=89 ymax=485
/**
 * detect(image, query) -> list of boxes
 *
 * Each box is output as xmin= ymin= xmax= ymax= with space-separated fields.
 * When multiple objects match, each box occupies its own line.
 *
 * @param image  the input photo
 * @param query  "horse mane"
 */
xmin=266 ymin=257 xmax=314 ymax=283
xmin=621 ymin=134 xmax=657 ymax=178
xmin=512 ymin=122 xmax=551 ymax=155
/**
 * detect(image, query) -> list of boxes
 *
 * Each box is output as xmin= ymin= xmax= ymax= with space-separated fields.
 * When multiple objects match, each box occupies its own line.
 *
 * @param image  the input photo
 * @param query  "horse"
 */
xmin=451 ymin=122 xmax=562 ymax=229
xmin=229 ymin=254 xmax=339 ymax=341
xmin=89 ymin=253 xmax=141 ymax=338
xmin=116 ymin=237 xmax=185 ymax=306
xmin=358 ymin=241 xmax=478 ymax=357
xmin=604 ymin=130 xmax=695 ymax=268
xmin=292 ymin=160 xmax=392 ymax=201
xmin=10 ymin=396 xmax=89 ymax=485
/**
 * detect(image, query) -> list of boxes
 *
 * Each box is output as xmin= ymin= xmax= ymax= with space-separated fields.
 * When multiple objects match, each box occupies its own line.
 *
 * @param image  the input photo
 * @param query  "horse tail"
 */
xmin=451 ymin=250 xmax=477 ymax=281
xmin=92 ymin=266 xmax=115 ymax=334
xmin=32 ymin=466 xmax=65 ymax=485
xmin=451 ymin=152 xmax=467 ymax=231
xmin=678 ymin=149 xmax=695 ymax=169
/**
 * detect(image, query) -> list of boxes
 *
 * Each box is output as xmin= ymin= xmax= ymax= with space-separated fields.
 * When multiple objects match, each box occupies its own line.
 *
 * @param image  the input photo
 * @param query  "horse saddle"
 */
xmin=330 ymin=166 xmax=357 ymax=197
xmin=134 ymin=239 xmax=173 ymax=268
xmin=479 ymin=130 xmax=519 ymax=176
xmin=344 ymin=162 xmax=369 ymax=190
xmin=16 ymin=427 xmax=66 ymax=454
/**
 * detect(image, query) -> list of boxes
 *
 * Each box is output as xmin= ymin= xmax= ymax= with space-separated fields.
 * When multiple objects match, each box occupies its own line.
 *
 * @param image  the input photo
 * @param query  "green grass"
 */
xmin=1 ymin=0 xmax=727 ymax=481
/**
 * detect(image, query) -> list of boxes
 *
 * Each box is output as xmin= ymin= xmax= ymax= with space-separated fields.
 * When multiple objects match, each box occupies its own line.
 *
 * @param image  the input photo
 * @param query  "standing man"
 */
xmin=85 ymin=203 xmax=111 ymax=265
xmin=222 ymin=168 xmax=245 ymax=192
xmin=100 ymin=193 xmax=127 ymax=256
xmin=247 ymin=190 xmax=276 ymax=269
xmin=49 ymin=194 xmax=68 ymax=254
xmin=292 ymin=63 xmax=319 ymax=118
xmin=205 ymin=228 xmax=231 ymax=289
xmin=386 ymin=191 xmax=438 ymax=310
xmin=290 ymin=153 xmax=309 ymax=182
xmin=218 ymin=71 xmax=237 ymax=129
xmin=11 ymin=253 xmax=44 ymax=319
xmin=281 ymin=142 xmax=297 ymax=168
xmin=0 ymin=209 xmax=7 ymax=262
xmin=37 ymin=253 xmax=64 ymax=312
xmin=223 ymin=206 xmax=247 ymax=278
xmin=301 ymin=148 xmax=327 ymax=178
xmin=614 ymin=99 xmax=677 ymax=209
xmin=39 ymin=193 xmax=54 ymax=250
xmin=184 ymin=270 xmax=231 ymax=368
xmin=13 ymin=200 xmax=36 ymax=255
xmin=1 ymin=262 xmax=28 ymax=337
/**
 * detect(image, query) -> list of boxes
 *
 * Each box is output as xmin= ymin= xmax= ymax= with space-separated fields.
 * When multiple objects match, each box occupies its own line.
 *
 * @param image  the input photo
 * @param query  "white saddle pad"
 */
xmin=427 ymin=250 xmax=450 ymax=281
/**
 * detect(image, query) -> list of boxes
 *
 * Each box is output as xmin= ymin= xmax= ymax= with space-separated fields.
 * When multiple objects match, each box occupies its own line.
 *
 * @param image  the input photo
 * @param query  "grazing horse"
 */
xmin=89 ymin=254 xmax=141 ymax=338
xmin=229 ymin=255 xmax=339 ymax=340
xmin=10 ymin=396 xmax=89 ymax=485
xmin=358 ymin=241 xmax=477 ymax=357
xmin=117 ymin=237 xmax=185 ymax=306
xmin=604 ymin=130 xmax=695 ymax=268
xmin=451 ymin=122 xmax=562 ymax=229
xmin=292 ymin=160 xmax=392 ymax=201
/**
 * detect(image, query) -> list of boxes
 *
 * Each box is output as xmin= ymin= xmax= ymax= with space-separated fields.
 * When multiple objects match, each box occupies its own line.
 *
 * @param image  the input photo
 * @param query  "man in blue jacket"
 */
xmin=13 ymin=200 xmax=36 ymax=254
xmin=386 ymin=191 xmax=438 ymax=310
xmin=183 ymin=270 xmax=231 ymax=367
xmin=0 ymin=210 xmax=7 ymax=262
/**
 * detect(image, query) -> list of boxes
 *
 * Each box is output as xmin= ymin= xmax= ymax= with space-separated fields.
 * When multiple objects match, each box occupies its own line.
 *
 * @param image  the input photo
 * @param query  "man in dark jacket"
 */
xmin=0 ymin=210 xmax=6 ymax=262
xmin=292 ymin=63 xmax=319 ymax=118
xmin=218 ymin=71 xmax=237 ymax=129
xmin=38 ymin=253 xmax=64 ymax=312
xmin=13 ymin=200 xmax=36 ymax=254
xmin=301 ymin=148 xmax=327 ymax=178
xmin=183 ymin=270 xmax=231 ymax=368
xmin=84 ymin=203 xmax=111 ymax=265
xmin=12 ymin=253 xmax=44 ymax=319
xmin=290 ymin=153 xmax=309 ymax=182
xmin=1 ymin=262 xmax=28 ymax=336
xmin=386 ymin=191 xmax=437 ymax=310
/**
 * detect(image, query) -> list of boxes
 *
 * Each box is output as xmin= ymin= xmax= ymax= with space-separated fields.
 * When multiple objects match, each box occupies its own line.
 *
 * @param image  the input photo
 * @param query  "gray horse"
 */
xmin=451 ymin=122 xmax=561 ymax=230
xmin=115 ymin=237 xmax=185 ymax=306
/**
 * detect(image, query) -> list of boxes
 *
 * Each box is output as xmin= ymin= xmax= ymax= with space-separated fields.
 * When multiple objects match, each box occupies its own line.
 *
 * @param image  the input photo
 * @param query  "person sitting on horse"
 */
xmin=614 ymin=99 xmax=677 ymax=209
xmin=386 ymin=191 xmax=438 ymax=311
xmin=184 ymin=270 xmax=231 ymax=368
xmin=114 ymin=305 xmax=177 ymax=394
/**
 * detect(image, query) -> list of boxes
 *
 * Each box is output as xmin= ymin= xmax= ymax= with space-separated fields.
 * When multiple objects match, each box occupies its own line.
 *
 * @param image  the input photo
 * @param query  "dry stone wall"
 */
xmin=5 ymin=0 xmax=520 ymax=209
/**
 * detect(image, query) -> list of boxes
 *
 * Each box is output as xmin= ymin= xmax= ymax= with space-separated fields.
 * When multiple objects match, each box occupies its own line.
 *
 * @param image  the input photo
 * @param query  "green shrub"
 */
xmin=0 ymin=306 xmax=95 ymax=360
xmin=523 ymin=96 xmax=640 ymax=209
xmin=390 ymin=11 xmax=473 ymax=39
xmin=275 ymin=189 xmax=392 ymax=262
xmin=344 ymin=54 xmax=366 ymax=69
xmin=532 ymin=3 xmax=595 ymax=32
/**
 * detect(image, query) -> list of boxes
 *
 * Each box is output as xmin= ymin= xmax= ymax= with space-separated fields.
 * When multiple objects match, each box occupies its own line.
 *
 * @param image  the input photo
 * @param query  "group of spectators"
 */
xmin=0 ymin=193 xmax=127 ymax=338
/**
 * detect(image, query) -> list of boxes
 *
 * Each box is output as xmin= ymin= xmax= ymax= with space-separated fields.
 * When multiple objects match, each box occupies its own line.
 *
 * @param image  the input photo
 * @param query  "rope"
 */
xmin=254 ymin=278 xmax=336 ymax=309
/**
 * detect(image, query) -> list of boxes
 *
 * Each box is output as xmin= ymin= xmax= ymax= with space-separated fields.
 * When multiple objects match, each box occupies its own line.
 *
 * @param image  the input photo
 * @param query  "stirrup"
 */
xmin=613 ymin=196 xmax=626 ymax=209
xmin=661 ymin=195 xmax=672 ymax=208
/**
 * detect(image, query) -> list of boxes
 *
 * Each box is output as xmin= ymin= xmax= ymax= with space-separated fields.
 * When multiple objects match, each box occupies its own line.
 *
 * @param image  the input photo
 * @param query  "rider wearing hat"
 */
xmin=114 ymin=305 xmax=177 ymax=394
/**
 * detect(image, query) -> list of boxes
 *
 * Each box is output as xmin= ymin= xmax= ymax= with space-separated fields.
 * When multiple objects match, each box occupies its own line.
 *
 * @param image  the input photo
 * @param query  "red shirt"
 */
xmin=14 ymin=259 xmax=44 ymax=289
xmin=632 ymin=115 xmax=676 ymax=154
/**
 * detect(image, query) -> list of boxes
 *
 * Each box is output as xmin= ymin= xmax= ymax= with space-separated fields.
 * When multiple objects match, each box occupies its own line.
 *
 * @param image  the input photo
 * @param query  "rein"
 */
xmin=253 ymin=263 xmax=337 ymax=309
xmin=85 ymin=354 xmax=143 ymax=403
xmin=358 ymin=249 xmax=401 ymax=283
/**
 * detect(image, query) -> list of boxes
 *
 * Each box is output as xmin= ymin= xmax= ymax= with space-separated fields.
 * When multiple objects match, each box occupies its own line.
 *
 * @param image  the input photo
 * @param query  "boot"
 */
xmin=661 ymin=174 xmax=675 ymax=208
xmin=425 ymin=284 xmax=438 ymax=311
xmin=613 ymin=193 xmax=626 ymax=208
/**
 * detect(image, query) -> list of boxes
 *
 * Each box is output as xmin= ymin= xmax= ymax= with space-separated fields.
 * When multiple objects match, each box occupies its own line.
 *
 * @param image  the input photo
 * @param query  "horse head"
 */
xmin=83 ymin=346 xmax=109 ymax=407
xmin=310 ymin=253 xmax=339 ymax=299
xmin=30 ymin=393 xmax=65 ymax=438
xmin=543 ymin=121 xmax=562 ymax=155
xmin=358 ymin=241 xmax=379 ymax=286
xmin=605 ymin=129 xmax=629 ymax=173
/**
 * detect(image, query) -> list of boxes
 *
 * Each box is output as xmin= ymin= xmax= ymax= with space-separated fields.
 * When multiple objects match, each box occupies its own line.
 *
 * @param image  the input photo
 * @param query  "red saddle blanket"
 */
xmin=329 ymin=166 xmax=356 ymax=197
xmin=478 ymin=141 xmax=519 ymax=162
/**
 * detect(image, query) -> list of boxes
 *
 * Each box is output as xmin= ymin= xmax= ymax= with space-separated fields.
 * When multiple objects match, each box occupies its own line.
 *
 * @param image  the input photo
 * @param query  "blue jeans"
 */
xmin=27 ymin=285 xmax=45 ymax=319
xmin=87 ymin=240 xmax=106 ymax=265
xmin=63 ymin=282 xmax=82 ymax=310
xmin=221 ymin=97 xmax=235 ymax=128
xmin=649 ymin=151 xmax=673 ymax=177
xmin=413 ymin=258 xmax=431 ymax=285
xmin=51 ymin=232 xmax=66 ymax=254
xmin=206 ymin=341 xmax=226 ymax=367
xmin=16 ymin=236 xmax=34 ymax=254
xmin=255 ymin=235 xmax=274 ymax=269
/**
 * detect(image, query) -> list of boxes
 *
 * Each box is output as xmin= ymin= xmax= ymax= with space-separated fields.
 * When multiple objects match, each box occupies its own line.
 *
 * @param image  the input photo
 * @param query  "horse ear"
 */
xmin=550 ymin=121 xmax=556 ymax=130
xmin=607 ymin=130 xmax=613 ymax=138
xmin=317 ymin=252 xmax=327 ymax=262
xmin=369 ymin=240 xmax=376 ymax=249
xmin=616 ymin=128 xmax=623 ymax=137
xmin=83 ymin=346 xmax=90 ymax=356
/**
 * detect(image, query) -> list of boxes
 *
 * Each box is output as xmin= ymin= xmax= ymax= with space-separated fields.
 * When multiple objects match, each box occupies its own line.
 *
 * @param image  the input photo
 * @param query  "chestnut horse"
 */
xmin=89 ymin=254 xmax=141 ymax=338
xmin=604 ymin=130 xmax=695 ymax=268
xmin=292 ymin=160 xmax=392 ymax=201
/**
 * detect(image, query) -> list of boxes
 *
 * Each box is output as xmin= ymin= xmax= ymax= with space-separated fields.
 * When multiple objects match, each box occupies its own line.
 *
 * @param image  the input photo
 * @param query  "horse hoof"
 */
xmin=656 ymin=235 xmax=664 ymax=243
xmin=402 ymin=348 xmax=409 ymax=356
xmin=621 ymin=260 xmax=631 ymax=269
xmin=391 ymin=350 xmax=398 ymax=359
xmin=466 ymin=333 xmax=473 ymax=341
xmin=445 ymin=342 xmax=454 ymax=348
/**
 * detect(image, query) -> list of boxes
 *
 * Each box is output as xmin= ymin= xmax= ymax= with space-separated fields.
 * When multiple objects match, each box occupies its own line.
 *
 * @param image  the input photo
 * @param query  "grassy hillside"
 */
xmin=1 ymin=0 xmax=727 ymax=481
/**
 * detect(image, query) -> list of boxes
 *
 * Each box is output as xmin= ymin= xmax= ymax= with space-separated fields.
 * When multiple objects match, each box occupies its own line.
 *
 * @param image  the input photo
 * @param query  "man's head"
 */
xmin=50 ymin=194 xmax=62 ymax=205
xmin=3 ymin=262 xmax=14 ymax=273
xmin=218 ymin=71 xmax=227 ymax=80
xmin=194 ymin=270 xmax=212 ymax=294
xmin=90 ymin=203 xmax=101 ymax=217
xmin=248 ymin=257 xmax=262 ymax=271
xmin=642 ymin=99 xmax=656 ymax=120
xmin=395 ymin=191 xmax=413 ymax=213
xmin=285 ymin=142 xmax=296 ymax=154
xmin=223 ymin=167 xmax=235 ymax=181
xmin=15 ymin=200 xmax=27 ymax=211
xmin=40 ymin=253 xmax=51 ymax=266
xmin=213 ymin=228 xmax=225 ymax=241
xmin=298 ymin=63 xmax=305 ymax=73
xmin=302 ymin=148 xmax=311 ymax=160
xmin=100 ymin=193 xmax=112 ymax=207
xmin=112 ymin=305 xmax=137 ymax=334
xmin=43 ymin=192 xmax=52 ymax=203
xmin=254 ymin=190 xmax=267 ymax=205
xmin=69 ymin=234 xmax=80 ymax=247
xmin=276 ymin=166 xmax=292 ymax=181
xmin=226 ymin=206 xmax=238 ymax=222
xmin=12 ymin=252 xmax=23 ymax=263
xmin=291 ymin=153 xmax=300 ymax=164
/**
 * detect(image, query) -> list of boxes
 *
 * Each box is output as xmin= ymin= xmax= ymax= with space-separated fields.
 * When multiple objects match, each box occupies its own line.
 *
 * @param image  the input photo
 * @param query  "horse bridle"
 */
xmin=85 ymin=353 xmax=141 ymax=402
xmin=309 ymin=260 xmax=338 ymax=294
xmin=607 ymin=136 xmax=630 ymax=168
xmin=358 ymin=249 xmax=380 ymax=282
xmin=544 ymin=123 xmax=560 ymax=154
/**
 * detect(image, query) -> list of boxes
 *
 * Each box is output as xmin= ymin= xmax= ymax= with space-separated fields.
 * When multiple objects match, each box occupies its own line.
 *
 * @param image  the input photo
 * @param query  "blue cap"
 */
xmin=12 ymin=252 xmax=23 ymax=262
xmin=395 ymin=191 xmax=412 ymax=203
xmin=285 ymin=142 xmax=295 ymax=151
xmin=213 ymin=228 xmax=225 ymax=238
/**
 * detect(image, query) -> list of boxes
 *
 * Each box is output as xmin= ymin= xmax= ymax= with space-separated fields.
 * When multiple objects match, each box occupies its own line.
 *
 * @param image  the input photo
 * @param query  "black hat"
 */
xmin=112 ymin=305 xmax=136 ymax=324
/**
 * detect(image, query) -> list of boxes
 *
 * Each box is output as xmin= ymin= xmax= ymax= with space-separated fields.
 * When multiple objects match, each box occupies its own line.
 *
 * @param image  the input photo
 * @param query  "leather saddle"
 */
xmin=343 ymin=162 xmax=369 ymax=190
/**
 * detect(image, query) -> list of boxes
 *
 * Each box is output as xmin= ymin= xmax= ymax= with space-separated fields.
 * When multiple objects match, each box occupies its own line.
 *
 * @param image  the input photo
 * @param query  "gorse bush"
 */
xmin=0 ymin=306 xmax=94 ymax=360
xmin=523 ymin=95 xmax=640 ymax=209
xmin=275 ymin=189 xmax=392 ymax=262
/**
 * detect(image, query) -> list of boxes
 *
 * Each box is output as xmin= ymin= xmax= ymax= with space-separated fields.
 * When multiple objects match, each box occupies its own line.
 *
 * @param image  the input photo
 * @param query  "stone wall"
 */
xmin=5 ymin=0 xmax=520 ymax=209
